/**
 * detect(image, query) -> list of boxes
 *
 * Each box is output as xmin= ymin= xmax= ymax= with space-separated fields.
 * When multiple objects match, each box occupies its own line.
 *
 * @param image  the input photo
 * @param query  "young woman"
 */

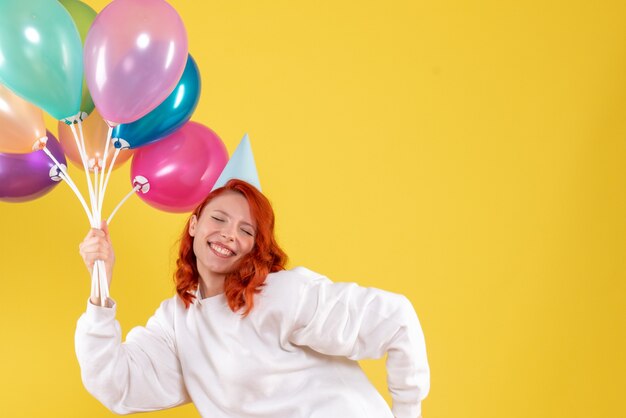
xmin=76 ymin=179 xmax=430 ymax=418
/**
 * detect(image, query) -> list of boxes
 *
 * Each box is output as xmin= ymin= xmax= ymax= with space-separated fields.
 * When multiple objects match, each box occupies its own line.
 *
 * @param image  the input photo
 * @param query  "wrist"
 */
xmin=89 ymin=296 xmax=113 ymax=308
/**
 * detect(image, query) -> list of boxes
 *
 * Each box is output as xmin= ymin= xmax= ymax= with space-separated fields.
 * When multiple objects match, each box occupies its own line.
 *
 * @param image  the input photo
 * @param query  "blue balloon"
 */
xmin=111 ymin=54 xmax=201 ymax=149
xmin=0 ymin=0 xmax=83 ymax=120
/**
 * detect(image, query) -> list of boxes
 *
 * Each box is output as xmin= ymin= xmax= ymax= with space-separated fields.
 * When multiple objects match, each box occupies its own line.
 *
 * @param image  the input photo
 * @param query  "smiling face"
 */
xmin=188 ymin=190 xmax=257 ymax=285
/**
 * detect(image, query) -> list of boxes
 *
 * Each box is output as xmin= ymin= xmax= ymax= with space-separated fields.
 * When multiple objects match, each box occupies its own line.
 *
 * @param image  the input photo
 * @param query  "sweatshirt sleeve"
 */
xmin=74 ymin=298 xmax=191 ymax=414
xmin=287 ymin=270 xmax=430 ymax=418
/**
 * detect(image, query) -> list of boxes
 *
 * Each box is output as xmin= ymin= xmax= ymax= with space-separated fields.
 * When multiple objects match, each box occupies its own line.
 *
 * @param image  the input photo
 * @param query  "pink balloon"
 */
xmin=84 ymin=0 xmax=188 ymax=125
xmin=131 ymin=122 xmax=229 ymax=213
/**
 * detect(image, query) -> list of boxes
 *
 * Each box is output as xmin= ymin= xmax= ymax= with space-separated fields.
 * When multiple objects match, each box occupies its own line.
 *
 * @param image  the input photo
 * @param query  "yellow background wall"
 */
xmin=1 ymin=0 xmax=625 ymax=417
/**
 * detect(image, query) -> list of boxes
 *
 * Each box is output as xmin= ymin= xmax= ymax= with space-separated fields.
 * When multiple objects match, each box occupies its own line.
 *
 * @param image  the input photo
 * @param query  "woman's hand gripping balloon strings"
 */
xmin=79 ymin=220 xmax=115 ymax=307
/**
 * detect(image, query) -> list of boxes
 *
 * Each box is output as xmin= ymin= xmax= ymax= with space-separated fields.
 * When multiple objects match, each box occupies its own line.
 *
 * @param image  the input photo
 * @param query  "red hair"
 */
xmin=174 ymin=179 xmax=287 ymax=315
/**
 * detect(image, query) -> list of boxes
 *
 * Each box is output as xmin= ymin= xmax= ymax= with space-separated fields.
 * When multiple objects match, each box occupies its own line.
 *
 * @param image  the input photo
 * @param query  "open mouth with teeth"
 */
xmin=208 ymin=241 xmax=236 ymax=257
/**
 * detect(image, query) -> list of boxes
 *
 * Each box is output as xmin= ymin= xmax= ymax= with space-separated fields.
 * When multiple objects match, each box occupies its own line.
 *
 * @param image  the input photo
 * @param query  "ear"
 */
xmin=188 ymin=214 xmax=198 ymax=237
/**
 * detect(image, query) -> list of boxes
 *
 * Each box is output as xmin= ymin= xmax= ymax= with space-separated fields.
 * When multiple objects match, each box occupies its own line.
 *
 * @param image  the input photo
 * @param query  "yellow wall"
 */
xmin=1 ymin=0 xmax=625 ymax=417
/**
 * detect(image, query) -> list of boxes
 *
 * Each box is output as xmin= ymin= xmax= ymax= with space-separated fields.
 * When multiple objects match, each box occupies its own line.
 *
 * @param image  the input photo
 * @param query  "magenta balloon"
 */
xmin=131 ymin=122 xmax=229 ymax=213
xmin=0 ymin=131 xmax=67 ymax=202
xmin=84 ymin=0 xmax=188 ymax=125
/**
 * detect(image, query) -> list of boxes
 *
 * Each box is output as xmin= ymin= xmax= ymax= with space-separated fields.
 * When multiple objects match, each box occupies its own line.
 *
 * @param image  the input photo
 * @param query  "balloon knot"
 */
xmin=112 ymin=138 xmax=131 ymax=149
xmin=49 ymin=164 xmax=66 ymax=182
xmin=63 ymin=111 xmax=87 ymax=125
xmin=33 ymin=136 xmax=48 ymax=151
xmin=132 ymin=176 xmax=151 ymax=194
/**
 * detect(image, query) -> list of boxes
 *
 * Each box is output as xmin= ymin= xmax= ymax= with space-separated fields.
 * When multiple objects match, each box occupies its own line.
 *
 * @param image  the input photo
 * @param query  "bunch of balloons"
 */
xmin=1 ymin=0 xmax=232 ymax=304
xmin=0 ymin=0 xmax=229 ymax=213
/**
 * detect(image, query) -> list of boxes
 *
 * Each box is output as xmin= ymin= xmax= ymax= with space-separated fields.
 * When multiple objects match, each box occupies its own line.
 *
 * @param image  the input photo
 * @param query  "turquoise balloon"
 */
xmin=112 ymin=54 xmax=201 ymax=149
xmin=0 ymin=0 xmax=83 ymax=120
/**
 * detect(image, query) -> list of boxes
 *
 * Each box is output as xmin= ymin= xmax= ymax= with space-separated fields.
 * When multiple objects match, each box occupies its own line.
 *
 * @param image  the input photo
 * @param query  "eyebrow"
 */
xmin=212 ymin=209 xmax=256 ymax=229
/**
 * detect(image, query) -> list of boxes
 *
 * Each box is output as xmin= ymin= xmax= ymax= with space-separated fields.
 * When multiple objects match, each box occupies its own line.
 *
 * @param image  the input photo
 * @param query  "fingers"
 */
xmin=100 ymin=220 xmax=110 ymax=240
xmin=79 ymin=229 xmax=115 ymax=267
xmin=79 ymin=237 xmax=111 ymax=256
xmin=83 ymin=227 xmax=106 ymax=242
xmin=79 ymin=242 xmax=113 ymax=266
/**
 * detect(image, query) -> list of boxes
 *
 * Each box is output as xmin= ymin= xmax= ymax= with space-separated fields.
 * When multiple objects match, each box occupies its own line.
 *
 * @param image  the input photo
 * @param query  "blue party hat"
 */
xmin=212 ymin=133 xmax=261 ymax=191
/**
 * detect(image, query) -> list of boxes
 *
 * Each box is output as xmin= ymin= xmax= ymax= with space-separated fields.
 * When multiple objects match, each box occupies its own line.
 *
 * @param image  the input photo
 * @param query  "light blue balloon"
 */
xmin=112 ymin=54 xmax=201 ymax=149
xmin=0 ymin=0 xmax=83 ymax=120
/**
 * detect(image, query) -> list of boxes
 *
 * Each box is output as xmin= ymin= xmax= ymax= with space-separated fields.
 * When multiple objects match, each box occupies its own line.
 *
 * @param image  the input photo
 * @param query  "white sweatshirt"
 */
xmin=75 ymin=267 xmax=430 ymax=417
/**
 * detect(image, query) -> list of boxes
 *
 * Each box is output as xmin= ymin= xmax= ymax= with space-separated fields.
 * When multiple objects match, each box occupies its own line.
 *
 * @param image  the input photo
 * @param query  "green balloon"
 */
xmin=0 ymin=0 xmax=83 ymax=120
xmin=59 ymin=0 xmax=97 ymax=116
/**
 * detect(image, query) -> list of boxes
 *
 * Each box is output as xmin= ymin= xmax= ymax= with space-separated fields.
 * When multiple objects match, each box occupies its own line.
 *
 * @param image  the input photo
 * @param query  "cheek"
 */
xmin=192 ymin=237 xmax=203 ymax=256
xmin=242 ymin=239 xmax=255 ymax=256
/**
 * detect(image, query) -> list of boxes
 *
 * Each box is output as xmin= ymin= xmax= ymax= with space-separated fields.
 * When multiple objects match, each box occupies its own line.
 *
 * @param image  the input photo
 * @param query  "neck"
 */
xmin=199 ymin=271 xmax=226 ymax=298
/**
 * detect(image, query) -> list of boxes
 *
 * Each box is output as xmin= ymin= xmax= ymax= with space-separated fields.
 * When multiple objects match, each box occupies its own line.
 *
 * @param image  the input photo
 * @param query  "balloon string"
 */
xmin=74 ymin=123 xmax=112 ymax=305
xmin=70 ymin=122 xmax=97 ymax=227
xmin=100 ymin=146 xmax=120 ymax=215
xmin=58 ymin=170 xmax=95 ymax=227
xmin=94 ymin=166 xmax=100 ymax=220
xmin=79 ymin=121 xmax=101 ymax=226
xmin=98 ymin=126 xmax=113 ymax=216
xmin=101 ymin=261 xmax=109 ymax=303
xmin=71 ymin=118 xmax=100 ymax=228
xmin=91 ymin=261 xmax=98 ymax=299
xmin=78 ymin=122 xmax=111 ymax=305
xmin=107 ymin=184 xmax=140 ymax=225
xmin=97 ymin=260 xmax=109 ymax=306
xmin=43 ymin=147 xmax=94 ymax=226
xmin=77 ymin=118 xmax=100 ymax=222
xmin=92 ymin=260 xmax=109 ymax=307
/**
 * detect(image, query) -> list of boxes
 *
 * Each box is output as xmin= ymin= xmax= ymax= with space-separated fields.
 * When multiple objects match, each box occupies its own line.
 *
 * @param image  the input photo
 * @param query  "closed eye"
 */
xmin=211 ymin=216 xmax=224 ymax=222
xmin=241 ymin=229 xmax=254 ymax=236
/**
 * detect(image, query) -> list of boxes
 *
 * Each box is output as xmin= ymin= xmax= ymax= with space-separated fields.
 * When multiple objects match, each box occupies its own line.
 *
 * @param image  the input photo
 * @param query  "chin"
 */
xmin=208 ymin=264 xmax=236 ymax=275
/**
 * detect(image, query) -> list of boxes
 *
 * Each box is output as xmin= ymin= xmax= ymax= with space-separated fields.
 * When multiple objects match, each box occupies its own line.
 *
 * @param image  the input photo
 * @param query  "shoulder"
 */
xmin=265 ymin=266 xmax=330 ymax=283
xmin=262 ymin=267 xmax=408 ymax=303
xmin=254 ymin=267 xmax=329 ymax=312
xmin=159 ymin=294 xmax=183 ymax=313
xmin=263 ymin=266 xmax=330 ymax=294
xmin=268 ymin=269 xmax=417 ymax=319
xmin=146 ymin=294 xmax=186 ymax=328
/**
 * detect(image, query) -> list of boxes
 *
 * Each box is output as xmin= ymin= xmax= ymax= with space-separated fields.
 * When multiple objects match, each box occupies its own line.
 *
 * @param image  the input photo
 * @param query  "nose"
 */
xmin=220 ymin=226 xmax=235 ymax=241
